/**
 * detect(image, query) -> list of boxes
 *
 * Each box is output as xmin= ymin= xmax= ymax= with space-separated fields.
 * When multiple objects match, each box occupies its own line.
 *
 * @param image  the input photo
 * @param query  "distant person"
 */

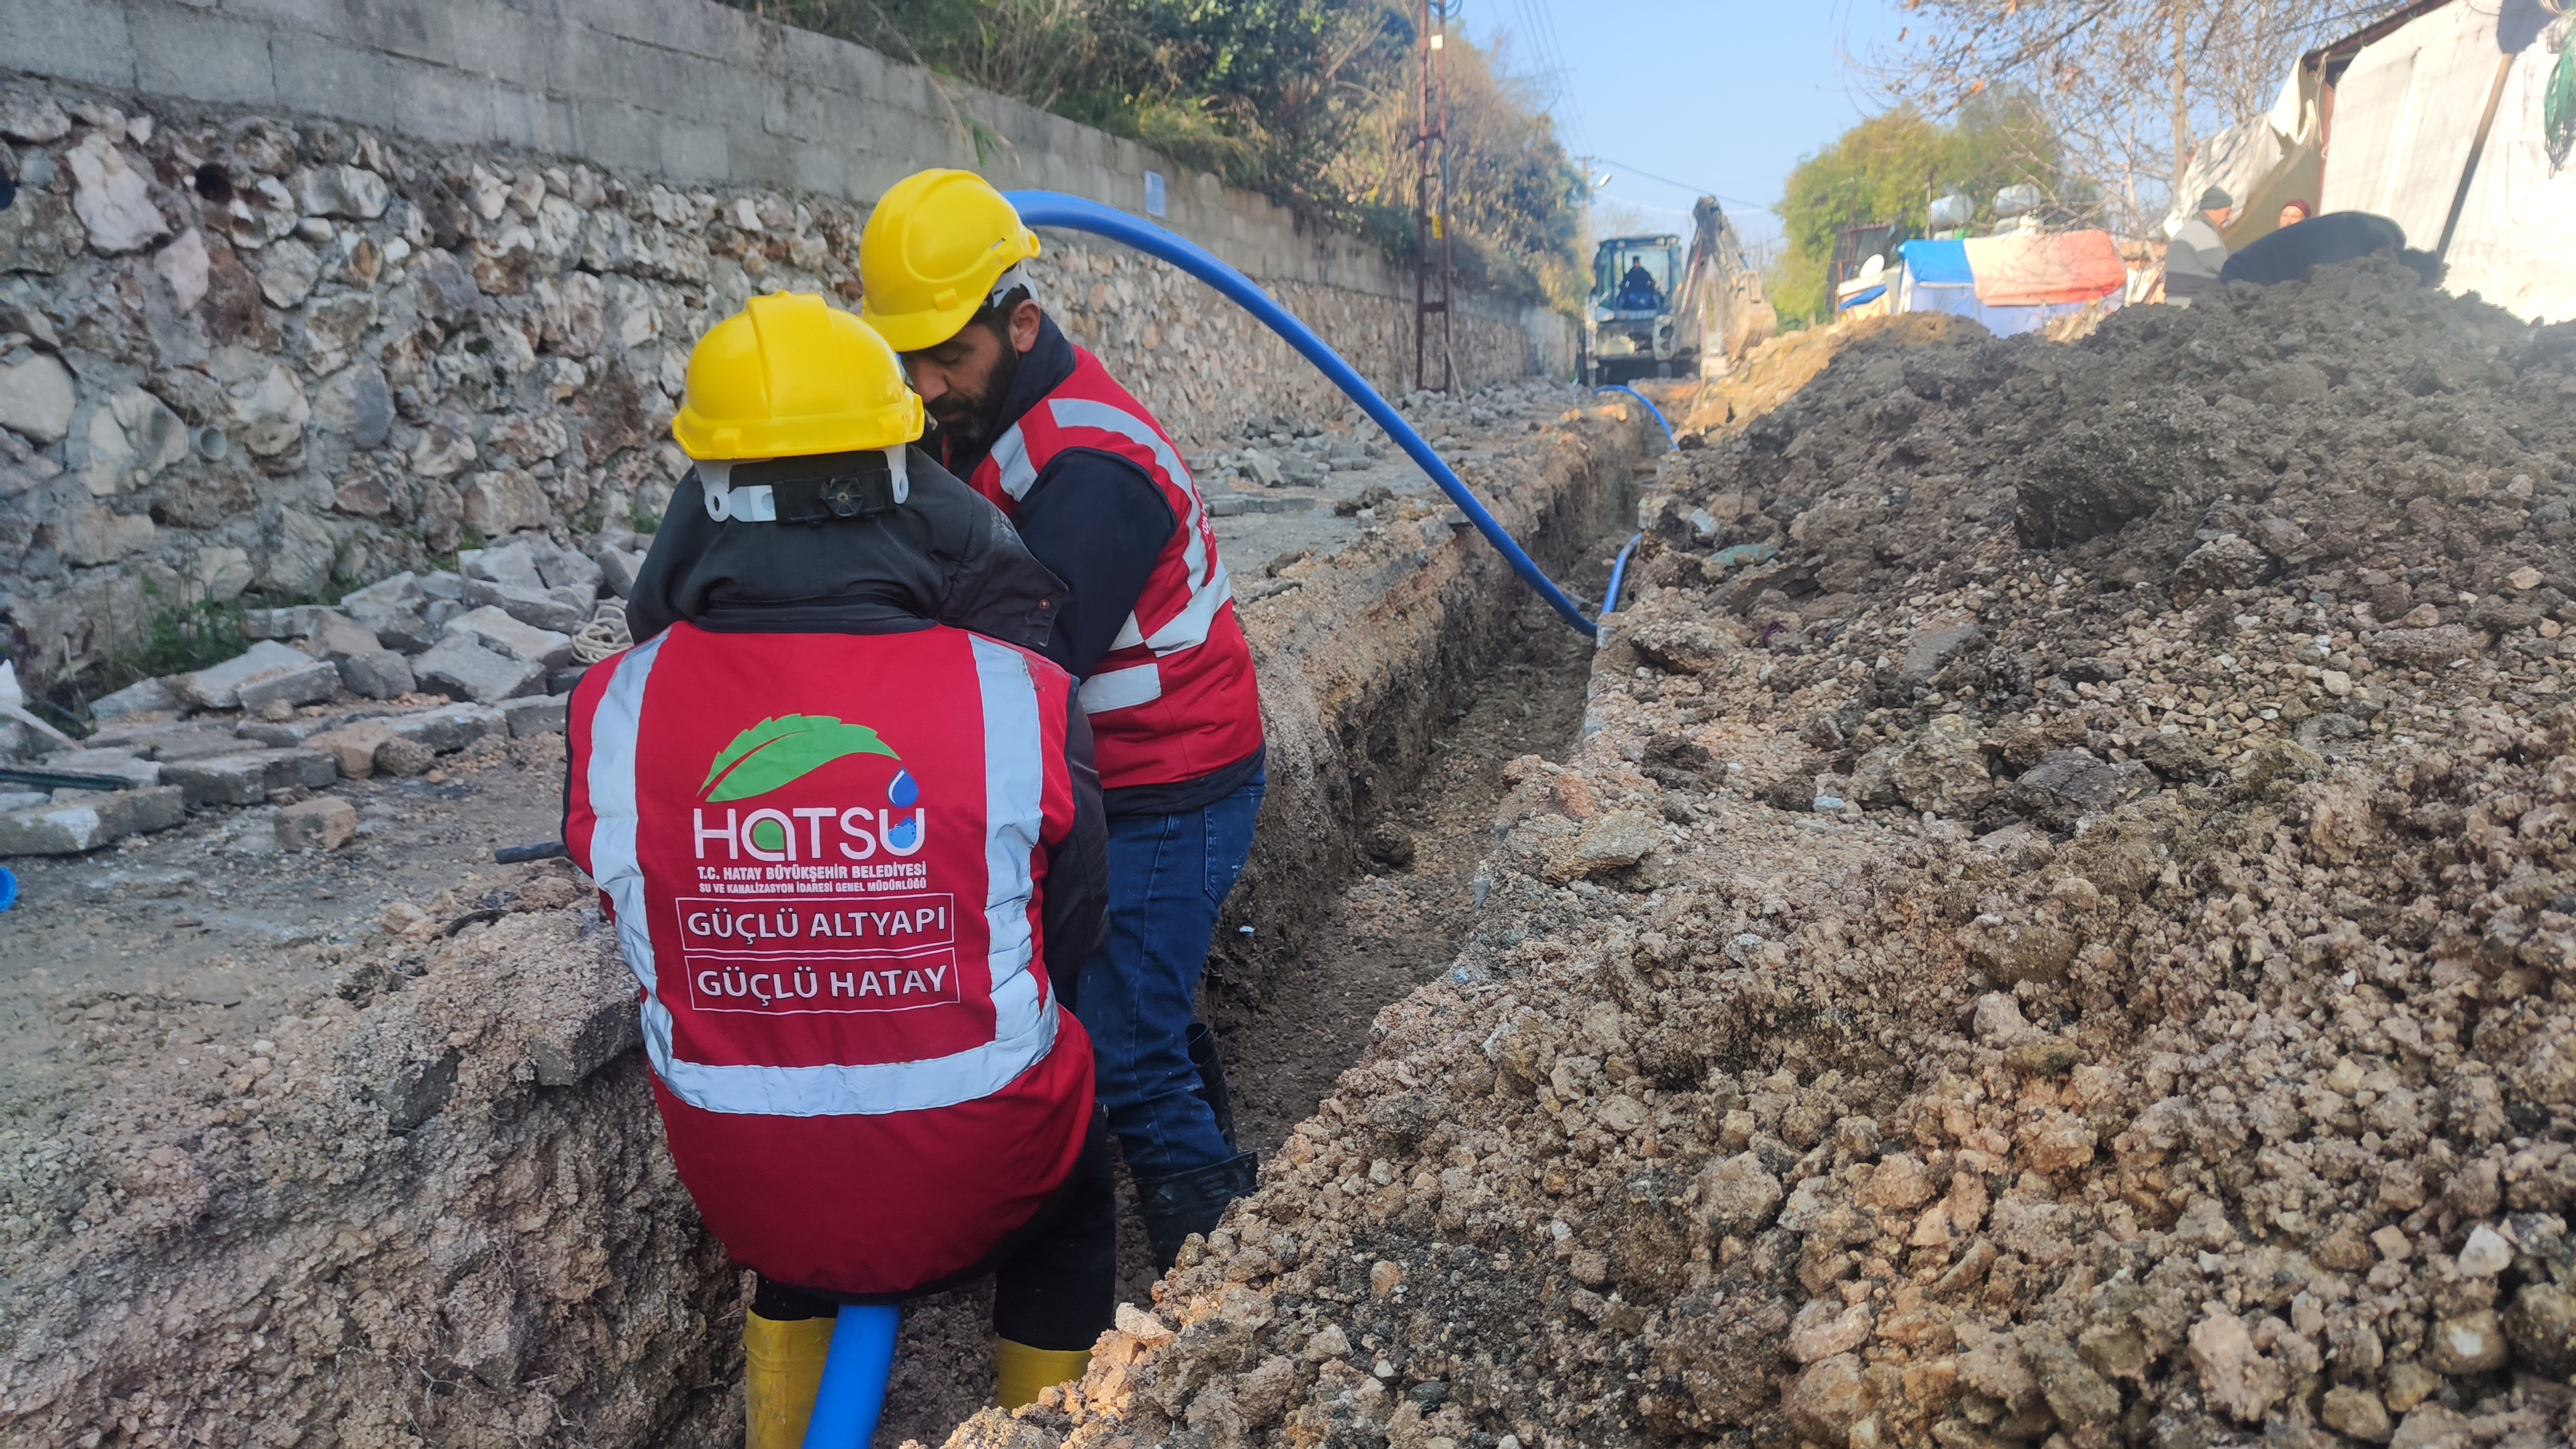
xmin=2219 ymin=211 xmax=2411 ymax=288
xmin=2277 ymin=199 xmax=2312 ymax=230
xmin=2163 ymin=186 xmax=2234 ymax=306
xmin=1618 ymin=259 xmax=1663 ymax=310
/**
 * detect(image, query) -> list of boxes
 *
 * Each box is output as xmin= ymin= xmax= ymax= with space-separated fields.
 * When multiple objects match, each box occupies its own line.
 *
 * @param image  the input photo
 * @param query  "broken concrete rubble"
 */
xmin=413 ymin=635 xmax=545 ymax=703
xmin=0 ymin=784 xmax=183 ymax=855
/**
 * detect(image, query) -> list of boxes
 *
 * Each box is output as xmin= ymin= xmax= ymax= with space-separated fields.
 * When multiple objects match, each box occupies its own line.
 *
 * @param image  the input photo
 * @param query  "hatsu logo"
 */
xmin=675 ymin=893 xmax=963 ymax=1014
xmin=689 ymin=714 xmax=926 ymax=862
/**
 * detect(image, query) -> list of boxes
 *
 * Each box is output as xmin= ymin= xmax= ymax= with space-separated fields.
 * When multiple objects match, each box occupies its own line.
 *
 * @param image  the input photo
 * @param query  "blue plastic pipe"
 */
xmin=1594 ymin=385 xmax=1677 ymax=450
xmin=1602 ymin=533 xmax=1644 ymax=616
xmin=1004 ymin=190 xmax=1599 ymax=639
xmin=802 ymin=1304 xmax=899 ymax=1449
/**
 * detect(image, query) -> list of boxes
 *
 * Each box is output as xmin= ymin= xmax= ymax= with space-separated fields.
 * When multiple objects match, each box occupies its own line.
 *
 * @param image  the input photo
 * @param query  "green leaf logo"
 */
xmin=700 ymin=716 xmax=901 ymax=802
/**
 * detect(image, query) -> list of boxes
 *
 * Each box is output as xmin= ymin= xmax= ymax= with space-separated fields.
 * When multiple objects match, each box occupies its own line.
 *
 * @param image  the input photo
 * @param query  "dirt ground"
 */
xmin=0 ymin=391 xmax=1646 ymax=1449
xmin=874 ymin=473 xmax=1633 ymax=1449
xmin=1219 ymin=572 xmax=1610 ymax=1159
xmin=0 ymin=736 xmax=565 ymax=1140
xmin=923 ymin=260 xmax=2576 ymax=1449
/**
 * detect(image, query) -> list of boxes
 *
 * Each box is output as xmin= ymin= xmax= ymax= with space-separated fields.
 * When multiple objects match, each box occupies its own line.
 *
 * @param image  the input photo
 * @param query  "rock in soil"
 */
xmin=928 ymin=260 xmax=2576 ymax=1449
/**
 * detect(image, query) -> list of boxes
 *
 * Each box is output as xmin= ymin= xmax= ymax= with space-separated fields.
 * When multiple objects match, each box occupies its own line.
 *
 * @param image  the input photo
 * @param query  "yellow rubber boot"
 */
xmin=746 ymin=1311 xmax=836 ymax=1449
xmin=994 ymin=1337 xmax=1091 ymax=1410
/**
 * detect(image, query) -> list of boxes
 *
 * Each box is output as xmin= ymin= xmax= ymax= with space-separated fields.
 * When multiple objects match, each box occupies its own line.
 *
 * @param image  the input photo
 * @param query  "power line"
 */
xmin=1504 ymin=0 xmax=1588 ymax=153
xmin=1590 ymin=155 xmax=1774 ymax=216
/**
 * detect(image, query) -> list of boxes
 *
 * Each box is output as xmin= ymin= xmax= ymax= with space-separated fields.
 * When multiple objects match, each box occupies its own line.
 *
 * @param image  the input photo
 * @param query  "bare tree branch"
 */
xmin=1859 ymin=0 xmax=2399 ymax=236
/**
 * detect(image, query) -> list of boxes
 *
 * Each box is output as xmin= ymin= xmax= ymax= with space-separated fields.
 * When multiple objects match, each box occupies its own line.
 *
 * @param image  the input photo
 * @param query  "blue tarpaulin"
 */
xmin=1897 ymin=240 xmax=1975 ymax=286
xmin=1894 ymin=235 xmax=2124 ymax=337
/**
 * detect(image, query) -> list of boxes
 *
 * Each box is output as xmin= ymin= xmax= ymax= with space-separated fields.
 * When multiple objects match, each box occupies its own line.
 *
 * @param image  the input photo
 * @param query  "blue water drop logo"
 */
xmin=888 ymin=770 xmax=919 ymax=807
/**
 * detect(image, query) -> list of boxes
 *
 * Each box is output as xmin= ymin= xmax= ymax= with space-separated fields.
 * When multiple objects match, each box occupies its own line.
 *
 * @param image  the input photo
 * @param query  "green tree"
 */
xmin=730 ymin=0 xmax=1583 ymax=304
xmin=1771 ymin=95 xmax=2068 ymax=325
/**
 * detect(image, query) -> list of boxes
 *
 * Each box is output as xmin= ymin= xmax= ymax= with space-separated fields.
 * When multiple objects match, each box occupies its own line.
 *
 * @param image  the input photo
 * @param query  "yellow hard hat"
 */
xmin=672 ymin=292 xmax=926 ymax=460
xmin=858 ymin=169 xmax=1042 ymax=353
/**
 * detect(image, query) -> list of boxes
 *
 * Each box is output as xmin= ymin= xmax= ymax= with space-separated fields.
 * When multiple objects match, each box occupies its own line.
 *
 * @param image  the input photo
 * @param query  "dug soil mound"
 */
xmin=940 ymin=258 xmax=2576 ymax=1449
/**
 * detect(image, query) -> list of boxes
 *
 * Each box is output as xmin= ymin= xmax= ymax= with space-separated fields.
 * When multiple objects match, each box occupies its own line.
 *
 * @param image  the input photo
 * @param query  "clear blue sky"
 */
xmin=1463 ymin=1 xmax=1906 ymax=253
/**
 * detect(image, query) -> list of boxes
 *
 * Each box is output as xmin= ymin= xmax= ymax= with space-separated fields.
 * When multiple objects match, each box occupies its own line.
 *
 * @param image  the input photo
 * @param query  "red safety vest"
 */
xmin=565 ymin=622 xmax=1093 ymax=1297
xmin=966 ymin=347 xmax=1263 ymax=791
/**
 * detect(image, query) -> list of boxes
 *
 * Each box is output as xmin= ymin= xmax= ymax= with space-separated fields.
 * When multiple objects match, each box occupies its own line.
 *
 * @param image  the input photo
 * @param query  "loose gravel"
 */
xmin=936 ymin=258 xmax=2576 ymax=1449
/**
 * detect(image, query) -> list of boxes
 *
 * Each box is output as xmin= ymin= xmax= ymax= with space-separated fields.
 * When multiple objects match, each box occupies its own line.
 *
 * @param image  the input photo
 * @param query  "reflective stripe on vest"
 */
xmin=976 ymin=365 xmax=1232 ymax=706
xmin=583 ymin=631 xmax=1058 ymax=1119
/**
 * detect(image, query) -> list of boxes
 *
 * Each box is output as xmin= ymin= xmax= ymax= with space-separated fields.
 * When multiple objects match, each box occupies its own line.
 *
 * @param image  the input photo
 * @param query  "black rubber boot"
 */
xmin=1185 ymin=1021 xmax=1238 ymax=1152
xmin=1135 ymin=1151 xmax=1259 ymax=1271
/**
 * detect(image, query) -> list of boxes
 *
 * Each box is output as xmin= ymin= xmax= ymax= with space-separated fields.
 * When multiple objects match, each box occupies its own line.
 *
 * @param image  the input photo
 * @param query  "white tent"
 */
xmin=2316 ymin=1 xmax=2575 ymax=321
xmin=2444 ymin=25 xmax=2576 ymax=320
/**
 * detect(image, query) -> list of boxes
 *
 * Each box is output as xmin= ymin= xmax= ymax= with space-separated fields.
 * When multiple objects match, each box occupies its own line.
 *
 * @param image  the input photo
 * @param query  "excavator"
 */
xmin=1582 ymin=197 xmax=1777 ymax=385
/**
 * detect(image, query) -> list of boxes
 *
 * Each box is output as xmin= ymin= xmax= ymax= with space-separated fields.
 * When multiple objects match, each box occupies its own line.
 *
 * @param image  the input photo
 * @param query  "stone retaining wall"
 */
xmin=0 ymin=45 xmax=1562 ymax=694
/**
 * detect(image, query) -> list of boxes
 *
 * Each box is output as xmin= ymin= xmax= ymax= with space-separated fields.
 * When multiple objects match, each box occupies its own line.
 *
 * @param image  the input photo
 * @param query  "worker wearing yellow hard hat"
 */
xmin=862 ymin=172 xmax=1269 ymax=1283
xmin=588 ymin=291 xmax=1117 ymax=1446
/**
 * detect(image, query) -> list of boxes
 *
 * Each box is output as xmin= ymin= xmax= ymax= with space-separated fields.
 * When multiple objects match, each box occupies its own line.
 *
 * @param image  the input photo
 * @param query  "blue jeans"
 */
xmin=1075 ymin=769 xmax=1263 ymax=1178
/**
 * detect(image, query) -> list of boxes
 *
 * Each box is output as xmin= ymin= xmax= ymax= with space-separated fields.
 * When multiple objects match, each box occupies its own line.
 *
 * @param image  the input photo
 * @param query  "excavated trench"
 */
xmin=872 ymin=414 xmax=1653 ymax=1449
xmin=0 ymin=392 xmax=1650 ymax=1448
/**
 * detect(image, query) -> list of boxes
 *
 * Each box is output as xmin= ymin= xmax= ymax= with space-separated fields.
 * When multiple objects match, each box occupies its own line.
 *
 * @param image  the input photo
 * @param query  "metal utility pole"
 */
xmin=1414 ymin=0 xmax=1456 ymax=393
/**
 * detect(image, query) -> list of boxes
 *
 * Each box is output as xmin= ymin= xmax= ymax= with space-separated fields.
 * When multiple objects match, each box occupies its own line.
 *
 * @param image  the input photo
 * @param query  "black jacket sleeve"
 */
xmin=1013 ymin=448 xmax=1177 ymax=679
xmin=1041 ymin=695 xmax=1109 ymax=1008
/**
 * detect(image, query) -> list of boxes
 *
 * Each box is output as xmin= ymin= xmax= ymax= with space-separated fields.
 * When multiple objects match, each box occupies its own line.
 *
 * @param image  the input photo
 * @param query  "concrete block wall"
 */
xmin=1 ymin=0 xmax=1516 ymax=308
xmin=0 ymin=0 xmax=1574 ymax=694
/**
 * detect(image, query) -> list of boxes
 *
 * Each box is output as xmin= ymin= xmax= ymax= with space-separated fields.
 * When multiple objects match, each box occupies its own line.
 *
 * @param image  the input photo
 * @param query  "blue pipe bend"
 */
xmin=802 ymin=1304 xmax=899 ymax=1449
xmin=1602 ymin=532 xmax=1645 ymax=617
xmin=1003 ymin=190 xmax=1599 ymax=640
xmin=1594 ymin=386 xmax=1678 ymax=450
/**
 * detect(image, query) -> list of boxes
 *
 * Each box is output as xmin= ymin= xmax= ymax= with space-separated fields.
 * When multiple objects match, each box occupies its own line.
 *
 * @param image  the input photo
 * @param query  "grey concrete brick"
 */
xmin=0 ymin=0 xmax=137 ymax=88
xmin=536 ymin=96 xmax=578 ymax=153
xmin=269 ymin=39 xmax=400 ymax=128
xmin=724 ymin=125 xmax=792 ymax=188
xmin=130 ymin=8 xmax=278 ymax=106
xmin=574 ymin=0 xmax=748 ymax=62
xmin=41 ymin=748 xmax=163 ymax=787
xmin=444 ymin=606 xmax=574 ymax=669
xmin=446 ymin=2 xmax=545 ymax=87
xmin=789 ymin=143 xmax=844 ymax=199
xmin=499 ymin=692 xmax=567 ymax=738
xmin=563 ymin=28 xmax=697 ymax=106
xmin=262 ymin=748 xmax=340 ymax=791
xmin=569 ymin=98 xmax=659 ymax=175
xmin=214 ymin=0 xmax=351 ymax=41
xmin=382 ymin=701 xmax=506 ymax=752
xmin=175 ymin=640 xmax=313 ymax=710
xmin=160 ymin=752 xmax=264 ymax=806
xmin=342 ymin=0 xmax=455 ymax=66
xmin=381 ymin=53 xmax=504 ymax=145
xmin=163 ymin=747 xmax=338 ymax=805
xmin=89 ymin=676 xmax=179 ymax=723
xmin=484 ymin=84 xmax=554 ymax=152
xmin=335 ymin=649 xmax=416 ymax=701
xmin=0 ymin=786 xmax=184 ymax=857
xmin=462 ymin=580 xmax=585 ymax=635
xmin=658 ymin=120 xmax=728 ymax=182
xmin=235 ymin=658 xmax=341 ymax=711
xmin=414 ymin=636 xmax=544 ymax=703
xmin=275 ymin=795 xmax=357 ymax=851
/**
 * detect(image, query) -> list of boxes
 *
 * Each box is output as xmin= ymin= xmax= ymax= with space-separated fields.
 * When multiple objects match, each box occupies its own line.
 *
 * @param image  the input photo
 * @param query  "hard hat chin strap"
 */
xmin=697 ymin=447 xmax=912 ymax=524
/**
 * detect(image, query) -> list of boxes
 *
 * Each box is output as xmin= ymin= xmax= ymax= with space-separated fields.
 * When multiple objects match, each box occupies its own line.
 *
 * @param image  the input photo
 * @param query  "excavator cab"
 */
xmin=1584 ymin=235 xmax=1686 ymax=384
